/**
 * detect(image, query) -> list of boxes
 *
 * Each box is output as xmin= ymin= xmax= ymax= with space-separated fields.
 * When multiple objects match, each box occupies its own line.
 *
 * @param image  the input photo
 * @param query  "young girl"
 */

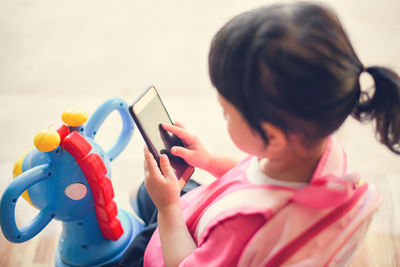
xmin=120 ymin=2 xmax=400 ymax=266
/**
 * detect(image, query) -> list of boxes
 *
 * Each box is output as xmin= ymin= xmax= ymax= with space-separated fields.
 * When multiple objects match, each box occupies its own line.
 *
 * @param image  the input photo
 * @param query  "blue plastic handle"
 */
xmin=0 ymin=164 xmax=54 ymax=243
xmin=84 ymin=98 xmax=134 ymax=161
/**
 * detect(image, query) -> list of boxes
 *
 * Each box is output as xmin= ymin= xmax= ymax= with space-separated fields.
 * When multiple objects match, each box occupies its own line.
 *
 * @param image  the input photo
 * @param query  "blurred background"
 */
xmin=0 ymin=0 xmax=399 ymax=266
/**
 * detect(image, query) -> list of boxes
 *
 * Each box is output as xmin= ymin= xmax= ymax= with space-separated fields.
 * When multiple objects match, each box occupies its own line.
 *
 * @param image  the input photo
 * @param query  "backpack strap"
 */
xmin=264 ymin=183 xmax=368 ymax=266
xmin=195 ymin=187 xmax=294 ymax=245
xmin=237 ymin=182 xmax=381 ymax=267
xmin=325 ymin=184 xmax=382 ymax=266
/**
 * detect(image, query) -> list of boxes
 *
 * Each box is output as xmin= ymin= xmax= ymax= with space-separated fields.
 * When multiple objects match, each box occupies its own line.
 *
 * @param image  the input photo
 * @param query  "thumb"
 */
xmin=159 ymin=154 xmax=176 ymax=180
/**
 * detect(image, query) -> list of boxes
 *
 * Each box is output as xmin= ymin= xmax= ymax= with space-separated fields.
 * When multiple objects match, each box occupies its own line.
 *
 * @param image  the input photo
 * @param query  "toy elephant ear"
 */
xmin=84 ymin=98 xmax=134 ymax=161
xmin=10 ymin=128 xmax=62 ymax=208
xmin=1 ymin=163 xmax=55 ymax=243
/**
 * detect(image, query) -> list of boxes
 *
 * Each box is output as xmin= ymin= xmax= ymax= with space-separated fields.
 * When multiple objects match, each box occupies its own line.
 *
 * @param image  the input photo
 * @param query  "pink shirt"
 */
xmin=143 ymin=136 xmax=380 ymax=266
xmin=144 ymin=156 xmax=281 ymax=266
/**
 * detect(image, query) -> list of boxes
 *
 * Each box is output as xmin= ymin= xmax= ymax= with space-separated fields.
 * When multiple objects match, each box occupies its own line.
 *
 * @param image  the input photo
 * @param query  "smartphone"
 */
xmin=129 ymin=86 xmax=195 ymax=189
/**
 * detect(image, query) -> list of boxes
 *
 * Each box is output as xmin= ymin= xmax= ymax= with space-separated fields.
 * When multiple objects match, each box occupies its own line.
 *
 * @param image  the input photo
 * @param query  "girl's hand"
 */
xmin=144 ymin=146 xmax=197 ymax=266
xmin=162 ymin=122 xmax=212 ymax=172
xmin=143 ymin=147 xmax=180 ymax=211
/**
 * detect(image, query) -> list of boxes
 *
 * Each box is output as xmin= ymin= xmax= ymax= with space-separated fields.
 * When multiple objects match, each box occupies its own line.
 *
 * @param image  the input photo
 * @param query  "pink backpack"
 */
xmin=194 ymin=136 xmax=382 ymax=266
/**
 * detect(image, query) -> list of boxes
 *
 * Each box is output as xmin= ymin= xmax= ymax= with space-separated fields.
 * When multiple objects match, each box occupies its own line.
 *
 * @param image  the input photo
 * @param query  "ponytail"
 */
xmin=353 ymin=66 xmax=400 ymax=154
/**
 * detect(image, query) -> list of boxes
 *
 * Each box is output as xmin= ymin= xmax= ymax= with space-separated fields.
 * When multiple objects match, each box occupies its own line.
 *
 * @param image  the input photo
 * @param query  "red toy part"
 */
xmin=79 ymin=153 xmax=108 ymax=182
xmin=60 ymin=130 xmax=124 ymax=241
xmin=90 ymin=176 xmax=115 ymax=206
xmin=98 ymin=217 xmax=124 ymax=241
xmin=95 ymin=200 xmax=118 ymax=222
xmin=48 ymin=123 xmax=71 ymax=146
xmin=55 ymin=125 xmax=71 ymax=145
xmin=62 ymin=132 xmax=92 ymax=160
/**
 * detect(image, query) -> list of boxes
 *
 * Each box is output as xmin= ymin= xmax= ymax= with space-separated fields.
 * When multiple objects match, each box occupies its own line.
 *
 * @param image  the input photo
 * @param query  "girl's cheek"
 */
xmin=226 ymin=123 xmax=236 ymax=144
xmin=223 ymin=111 xmax=228 ymax=120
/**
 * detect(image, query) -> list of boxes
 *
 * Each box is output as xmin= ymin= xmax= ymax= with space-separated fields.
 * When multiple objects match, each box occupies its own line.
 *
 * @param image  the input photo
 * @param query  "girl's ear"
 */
xmin=262 ymin=122 xmax=287 ymax=153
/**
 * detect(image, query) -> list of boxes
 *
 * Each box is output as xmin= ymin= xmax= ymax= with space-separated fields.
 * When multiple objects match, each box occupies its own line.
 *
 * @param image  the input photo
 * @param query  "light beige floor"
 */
xmin=0 ymin=0 xmax=399 ymax=266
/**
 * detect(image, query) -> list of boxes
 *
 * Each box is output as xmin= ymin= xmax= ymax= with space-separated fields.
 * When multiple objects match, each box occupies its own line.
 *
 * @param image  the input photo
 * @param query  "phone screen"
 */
xmin=129 ymin=86 xmax=194 ymax=186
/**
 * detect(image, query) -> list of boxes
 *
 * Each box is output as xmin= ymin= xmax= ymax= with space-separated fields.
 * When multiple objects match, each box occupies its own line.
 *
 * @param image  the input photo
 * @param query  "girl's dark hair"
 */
xmin=209 ymin=2 xmax=400 ymax=154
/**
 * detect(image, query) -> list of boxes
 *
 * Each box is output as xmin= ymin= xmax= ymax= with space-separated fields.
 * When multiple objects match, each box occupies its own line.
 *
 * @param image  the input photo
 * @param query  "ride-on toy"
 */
xmin=0 ymin=98 xmax=144 ymax=266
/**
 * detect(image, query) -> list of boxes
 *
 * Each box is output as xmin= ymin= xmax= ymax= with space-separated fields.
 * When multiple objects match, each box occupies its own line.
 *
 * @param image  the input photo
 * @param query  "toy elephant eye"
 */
xmin=65 ymin=183 xmax=87 ymax=200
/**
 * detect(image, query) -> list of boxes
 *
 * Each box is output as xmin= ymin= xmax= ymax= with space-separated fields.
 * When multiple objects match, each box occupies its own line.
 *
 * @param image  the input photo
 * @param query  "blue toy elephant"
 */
xmin=0 ymin=98 xmax=144 ymax=266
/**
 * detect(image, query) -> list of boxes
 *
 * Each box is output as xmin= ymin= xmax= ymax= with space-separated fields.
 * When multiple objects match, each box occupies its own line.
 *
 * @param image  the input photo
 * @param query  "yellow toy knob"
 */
xmin=13 ymin=148 xmax=35 ymax=206
xmin=62 ymin=107 xmax=88 ymax=127
xmin=34 ymin=129 xmax=61 ymax=152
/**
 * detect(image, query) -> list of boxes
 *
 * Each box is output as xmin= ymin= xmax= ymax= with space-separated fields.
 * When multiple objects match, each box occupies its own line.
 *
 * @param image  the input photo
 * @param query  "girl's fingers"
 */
xmin=159 ymin=154 xmax=176 ymax=181
xmin=173 ymin=121 xmax=186 ymax=129
xmin=161 ymin=123 xmax=184 ymax=135
xmin=144 ymin=147 xmax=162 ymax=178
xmin=144 ymin=147 xmax=176 ymax=184
xmin=170 ymin=146 xmax=194 ymax=159
xmin=162 ymin=123 xmax=194 ymax=145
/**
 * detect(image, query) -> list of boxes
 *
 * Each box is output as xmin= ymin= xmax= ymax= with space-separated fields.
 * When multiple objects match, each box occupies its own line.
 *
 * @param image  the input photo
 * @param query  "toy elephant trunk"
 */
xmin=0 ymin=98 xmax=144 ymax=267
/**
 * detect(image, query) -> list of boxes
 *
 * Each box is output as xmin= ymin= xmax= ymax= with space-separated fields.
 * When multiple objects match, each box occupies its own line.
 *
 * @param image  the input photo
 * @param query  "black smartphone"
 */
xmin=129 ymin=86 xmax=195 ymax=189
